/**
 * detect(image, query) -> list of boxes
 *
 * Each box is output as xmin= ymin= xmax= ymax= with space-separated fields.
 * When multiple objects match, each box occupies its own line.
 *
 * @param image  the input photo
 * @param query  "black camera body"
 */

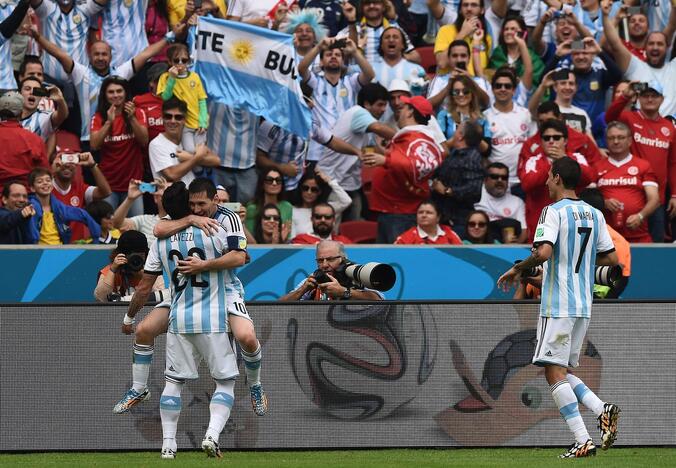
xmin=122 ymin=253 xmax=145 ymax=273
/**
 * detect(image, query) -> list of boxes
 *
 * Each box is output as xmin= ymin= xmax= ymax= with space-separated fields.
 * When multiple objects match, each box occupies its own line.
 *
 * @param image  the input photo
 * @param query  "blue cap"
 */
xmin=646 ymin=80 xmax=664 ymax=95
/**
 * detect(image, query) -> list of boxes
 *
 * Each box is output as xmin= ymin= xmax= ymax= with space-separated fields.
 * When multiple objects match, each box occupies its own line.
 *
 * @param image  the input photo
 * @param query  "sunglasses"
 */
xmin=262 ymin=215 xmax=280 ymax=221
xmin=163 ymin=113 xmax=185 ymax=121
xmin=173 ymin=58 xmax=191 ymax=64
xmin=451 ymin=88 xmax=471 ymax=97
xmin=264 ymin=177 xmax=282 ymax=185
xmin=542 ymin=134 xmax=564 ymax=142
xmin=468 ymin=221 xmax=487 ymax=228
xmin=313 ymin=214 xmax=334 ymax=220
xmin=488 ymin=174 xmax=508 ymax=181
xmin=493 ymin=82 xmax=514 ymax=90
xmin=316 ymin=255 xmax=342 ymax=264
xmin=301 ymin=185 xmax=320 ymax=193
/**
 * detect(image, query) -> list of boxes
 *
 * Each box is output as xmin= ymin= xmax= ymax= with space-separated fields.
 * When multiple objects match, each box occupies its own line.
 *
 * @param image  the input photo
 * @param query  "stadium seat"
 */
xmin=415 ymin=46 xmax=437 ymax=76
xmin=339 ymin=220 xmax=378 ymax=244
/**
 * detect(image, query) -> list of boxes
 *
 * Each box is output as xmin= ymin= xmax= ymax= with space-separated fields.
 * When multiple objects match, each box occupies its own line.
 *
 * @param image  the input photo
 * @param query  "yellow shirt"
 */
xmin=39 ymin=210 xmax=62 ymax=245
xmin=157 ymin=71 xmax=208 ymax=129
xmin=167 ymin=0 xmax=228 ymax=26
xmin=433 ymin=24 xmax=493 ymax=76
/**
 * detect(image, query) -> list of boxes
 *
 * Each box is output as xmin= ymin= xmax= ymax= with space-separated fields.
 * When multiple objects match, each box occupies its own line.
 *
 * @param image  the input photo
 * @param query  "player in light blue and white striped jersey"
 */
xmin=0 ymin=0 xmax=33 ymax=90
xmin=298 ymin=36 xmax=375 ymax=161
xmin=498 ymin=158 xmax=619 ymax=458
xmin=33 ymin=0 xmax=106 ymax=83
xmin=100 ymin=0 xmax=149 ymax=67
xmin=31 ymin=25 xmax=176 ymax=141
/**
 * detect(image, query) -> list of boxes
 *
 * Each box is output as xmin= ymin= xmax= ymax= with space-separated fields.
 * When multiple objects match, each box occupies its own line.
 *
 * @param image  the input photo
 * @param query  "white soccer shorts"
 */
xmin=532 ymin=316 xmax=590 ymax=368
xmin=227 ymin=293 xmax=252 ymax=322
xmin=165 ymin=332 xmax=239 ymax=381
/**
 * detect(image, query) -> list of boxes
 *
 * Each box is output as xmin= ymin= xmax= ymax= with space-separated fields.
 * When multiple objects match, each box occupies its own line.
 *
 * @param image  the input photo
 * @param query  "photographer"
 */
xmin=94 ymin=230 xmax=166 ymax=302
xmin=279 ymin=240 xmax=384 ymax=301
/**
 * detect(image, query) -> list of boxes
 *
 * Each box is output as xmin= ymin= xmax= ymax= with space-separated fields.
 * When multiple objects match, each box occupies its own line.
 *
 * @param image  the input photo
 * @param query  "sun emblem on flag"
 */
xmin=229 ymin=40 xmax=254 ymax=65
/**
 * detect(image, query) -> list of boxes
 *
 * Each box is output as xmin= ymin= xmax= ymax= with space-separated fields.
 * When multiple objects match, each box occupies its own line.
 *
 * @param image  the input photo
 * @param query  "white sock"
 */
xmin=160 ymin=380 xmax=183 ymax=451
xmin=241 ymin=342 xmax=262 ymax=387
xmin=205 ymin=380 xmax=235 ymax=441
xmin=551 ymin=380 xmax=590 ymax=444
xmin=567 ymin=374 xmax=605 ymax=416
xmin=132 ymin=342 xmax=153 ymax=393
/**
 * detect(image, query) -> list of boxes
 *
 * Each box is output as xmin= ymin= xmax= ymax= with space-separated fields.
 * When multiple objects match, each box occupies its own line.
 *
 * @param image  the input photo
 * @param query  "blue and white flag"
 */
xmin=194 ymin=17 xmax=311 ymax=138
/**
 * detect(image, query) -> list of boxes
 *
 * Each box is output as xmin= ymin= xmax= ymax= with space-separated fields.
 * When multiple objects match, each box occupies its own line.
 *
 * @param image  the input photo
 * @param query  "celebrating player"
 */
xmin=497 ymin=158 xmax=621 ymax=459
xmin=125 ymin=182 xmax=240 ymax=459
xmin=114 ymin=178 xmax=268 ymax=417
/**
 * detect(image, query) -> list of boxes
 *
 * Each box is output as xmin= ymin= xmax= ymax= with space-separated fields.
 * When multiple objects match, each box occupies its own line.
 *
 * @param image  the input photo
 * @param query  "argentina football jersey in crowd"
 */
xmin=257 ymin=120 xmax=307 ymax=191
xmin=34 ymin=0 xmax=104 ymax=82
xmin=533 ymin=199 xmax=614 ymax=320
xmin=101 ymin=0 xmax=149 ymax=67
xmin=0 ymin=2 xmax=16 ymax=90
xmin=371 ymin=57 xmax=425 ymax=90
xmin=206 ymin=102 xmax=259 ymax=170
xmin=339 ymin=20 xmax=414 ymax=64
xmin=20 ymin=110 xmax=53 ymax=141
xmin=71 ymin=60 xmax=134 ymax=141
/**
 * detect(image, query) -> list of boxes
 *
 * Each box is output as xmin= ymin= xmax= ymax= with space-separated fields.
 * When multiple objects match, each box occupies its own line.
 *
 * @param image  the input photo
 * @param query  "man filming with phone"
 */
xmin=279 ymin=240 xmax=384 ymax=301
xmin=18 ymin=77 xmax=68 ymax=144
xmin=149 ymin=97 xmax=221 ymax=185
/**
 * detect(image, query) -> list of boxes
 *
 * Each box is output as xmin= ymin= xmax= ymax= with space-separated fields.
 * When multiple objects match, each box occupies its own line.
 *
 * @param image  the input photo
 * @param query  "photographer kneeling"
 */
xmin=94 ymin=230 xmax=166 ymax=302
xmin=280 ymin=240 xmax=385 ymax=301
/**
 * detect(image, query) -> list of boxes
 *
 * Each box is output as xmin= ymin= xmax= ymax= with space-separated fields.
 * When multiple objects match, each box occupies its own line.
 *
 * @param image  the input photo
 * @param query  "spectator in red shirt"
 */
xmin=133 ymin=62 xmax=167 ymax=143
xmin=364 ymin=95 xmax=444 ymax=243
xmin=605 ymin=80 xmax=676 ymax=242
xmin=90 ymin=76 xmax=149 ymax=216
xmin=290 ymin=203 xmax=352 ymax=245
xmin=519 ymin=119 xmax=596 ymax=239
xmin=519 ymin=101 xmax=602 ymax=174
xmin=595 ymin=121 xmax=660 ymax=243
xmin=394 ymin=200 xmax=462 ymax=245
xmin=0 ymin=91 xmax=49 ymax=195
xmin=50 ymin=149 xmax=112 ymax=242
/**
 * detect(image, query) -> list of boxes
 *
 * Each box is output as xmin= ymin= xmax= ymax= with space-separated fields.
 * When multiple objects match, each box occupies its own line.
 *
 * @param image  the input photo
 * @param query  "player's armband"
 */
xmin=227 ymin=235 xmax=247 ymax=251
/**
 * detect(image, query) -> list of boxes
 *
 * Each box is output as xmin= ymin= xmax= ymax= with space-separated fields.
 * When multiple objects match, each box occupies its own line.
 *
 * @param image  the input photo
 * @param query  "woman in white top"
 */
xmin=290 ymin=167 xmax=352 ymax=238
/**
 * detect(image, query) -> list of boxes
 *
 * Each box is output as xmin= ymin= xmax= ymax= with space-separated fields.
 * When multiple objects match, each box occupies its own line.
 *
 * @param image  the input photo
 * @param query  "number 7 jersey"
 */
xmin=533 ymin=198 xmax=615 ymax=319
xmin=145 ymin=225 xmax=231 ymax=334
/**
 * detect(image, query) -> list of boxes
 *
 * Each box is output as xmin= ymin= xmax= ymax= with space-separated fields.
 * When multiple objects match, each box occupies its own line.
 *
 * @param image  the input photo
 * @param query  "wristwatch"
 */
xmin=342 ymin=287 xmax=352 ymax=300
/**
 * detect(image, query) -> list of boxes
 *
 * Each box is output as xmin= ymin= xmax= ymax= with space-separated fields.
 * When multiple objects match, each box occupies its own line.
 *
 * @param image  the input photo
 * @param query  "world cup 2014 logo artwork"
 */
xmin=287 ymin=303 xmax=438 ymax=420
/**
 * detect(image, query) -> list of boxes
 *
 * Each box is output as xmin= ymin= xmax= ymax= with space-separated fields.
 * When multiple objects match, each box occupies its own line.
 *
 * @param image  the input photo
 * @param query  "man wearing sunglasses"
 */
xmin=475 ymin=162 xmax=528 ymax=243
xmin=149 ymin=97 xmax=221 ymax=185
xmin=290 ymin=203 xmax=352 ymax=245
xmin=518 ymin=119 xmax=596 ymax=240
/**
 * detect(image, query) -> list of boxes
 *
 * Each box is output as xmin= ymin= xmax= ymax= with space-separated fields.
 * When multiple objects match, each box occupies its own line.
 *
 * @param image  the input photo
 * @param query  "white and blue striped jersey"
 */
xmin=257 ymin=119 xmax=306 ymax=191
xmin=0 ymin=2 xmax=16 ymax=90
xmin=305 ymin=71 xmax=361 ymax=161
xmin=206 ymin=102 xmax=259 ymax=170
xmin=372 ymin=58 xmax=425 ymax=90
xmin=35 ymin=0 xmax=103 ymax=82
xmin=338 ymin=21 xmax=414 ymax=64
xmin=534 ymin=199 xmax=614 ymax=319
xmin=21 ymin=110 xmax=53 ymax=141
xmin=212 ymin=205 xmax=247 ymax=298
xmin=100 ymin=0 xmax=148 ymax=67
xmin=70 ymin=60 xmax=134 ymax=141
xmin=641 ymin=0 xmax=671 ymax=31
xmin=145 ymin=226 xmax=230 ymax=334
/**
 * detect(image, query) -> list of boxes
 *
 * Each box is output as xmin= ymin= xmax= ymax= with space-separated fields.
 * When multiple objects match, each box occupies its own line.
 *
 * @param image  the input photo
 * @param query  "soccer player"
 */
xmin=497 ymin=158 xmax=621 ymax=458
xmin=114 ymin=178 xmax=268 ymax=417
xmin=125 ymin=182 xmax=240 ymax=459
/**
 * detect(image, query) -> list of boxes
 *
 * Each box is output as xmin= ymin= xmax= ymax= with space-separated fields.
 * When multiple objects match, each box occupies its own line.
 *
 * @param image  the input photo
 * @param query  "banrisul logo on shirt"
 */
xmin=535 ymin=227 xmax=544 ymax=238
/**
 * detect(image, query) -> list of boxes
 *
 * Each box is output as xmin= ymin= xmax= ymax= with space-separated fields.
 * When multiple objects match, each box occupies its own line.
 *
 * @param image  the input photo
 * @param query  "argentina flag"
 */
xmin=194 ymin=17 xmax=311 ymax=138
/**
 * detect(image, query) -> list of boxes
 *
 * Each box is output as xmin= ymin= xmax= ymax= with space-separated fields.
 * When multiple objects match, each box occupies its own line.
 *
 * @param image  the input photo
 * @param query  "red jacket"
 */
xmin=290 ymin=233 xmax=353 ymax=245
xmin=518 ymin=152 xmax=596 ymax=239
xmin=605 ymin=94 xmax=676 ymax=204
xmin=370 ymin=126 xmax=444 ymax=214
xmin=394 ymin=225 xmax=462 ymax=245
xmin=0 ymin=121 xmax=48 ymax=194
xmin=518 ymin=126 xmax=602 ymax=175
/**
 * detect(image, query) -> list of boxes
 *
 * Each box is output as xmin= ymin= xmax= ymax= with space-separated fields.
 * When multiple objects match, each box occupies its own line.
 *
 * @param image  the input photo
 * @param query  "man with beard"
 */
xmin=604 ymin=4 xmax=676 ymax=62
xmin=372 ymin=26 xmax=425 ymax=89
xmin=601 ymin=0 xmax=676 ymax=116
xmin=0 ymin=181 xmax=35 ymax=244
xmin=475 ymin=162 xmax=528 ymax=243
xmin=290 ymin=203 xmax=352 ymax=244
xmin=299 ymin=36 xmax=375 ymax=162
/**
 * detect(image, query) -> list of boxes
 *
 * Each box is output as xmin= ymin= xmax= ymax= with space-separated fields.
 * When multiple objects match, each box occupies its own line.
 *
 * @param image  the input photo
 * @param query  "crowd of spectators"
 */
xmin=0 ymin=0 xmax=675 ymax=247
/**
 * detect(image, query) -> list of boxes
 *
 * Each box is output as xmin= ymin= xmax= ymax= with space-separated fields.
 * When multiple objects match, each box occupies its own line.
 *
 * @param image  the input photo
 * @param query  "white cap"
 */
xmin=388 ymin=79 xmax=411 ymax=95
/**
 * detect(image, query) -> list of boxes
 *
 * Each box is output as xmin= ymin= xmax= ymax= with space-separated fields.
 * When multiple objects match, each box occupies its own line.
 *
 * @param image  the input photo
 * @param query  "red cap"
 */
xmin=400 ymin=95 xmax=433 ymax=117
